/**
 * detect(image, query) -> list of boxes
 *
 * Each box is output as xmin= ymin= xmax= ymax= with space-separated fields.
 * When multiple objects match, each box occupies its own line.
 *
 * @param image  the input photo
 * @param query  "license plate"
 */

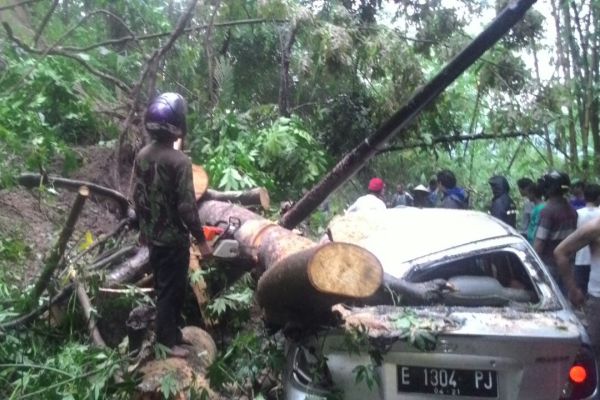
xmin=397 ymin=365 xmax=498 ymax=397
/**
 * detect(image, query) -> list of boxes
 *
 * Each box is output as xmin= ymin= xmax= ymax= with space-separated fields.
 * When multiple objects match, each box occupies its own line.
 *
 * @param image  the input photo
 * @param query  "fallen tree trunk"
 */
xmin=18 ymin=173 xmax=129 ymax=217
xmin=257 ymin=242 xmax=383 ymax=326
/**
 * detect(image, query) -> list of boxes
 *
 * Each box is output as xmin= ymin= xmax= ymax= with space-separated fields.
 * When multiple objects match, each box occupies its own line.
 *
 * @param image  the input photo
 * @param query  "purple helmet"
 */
xmin=144 ymin=92 xmax=187 ymax=140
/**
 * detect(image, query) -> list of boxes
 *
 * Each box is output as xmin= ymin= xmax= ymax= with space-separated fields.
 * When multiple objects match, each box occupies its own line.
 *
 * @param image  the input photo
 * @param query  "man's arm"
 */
xmin=555 ymin=218 xmax=600 ymax=305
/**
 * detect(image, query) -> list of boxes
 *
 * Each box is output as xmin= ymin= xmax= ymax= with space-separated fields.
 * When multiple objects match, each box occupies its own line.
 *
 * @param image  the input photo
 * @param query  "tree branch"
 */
xmin=0 ymin=0 xmax=42 ymax=12
xmin=2 ymin=22 xmax=131 ymax=93
xmin=376 ymin=131 xmax=545 ymax=154
xmin=59 ymin=18 xmax=288 ymax=53
xmin=33 ymin=0 xmax=59 ymax=48
xmin=17 ymin=172 xmax=130 ymax=217
xmin=118 ymin=0 xmax=199 ymax=161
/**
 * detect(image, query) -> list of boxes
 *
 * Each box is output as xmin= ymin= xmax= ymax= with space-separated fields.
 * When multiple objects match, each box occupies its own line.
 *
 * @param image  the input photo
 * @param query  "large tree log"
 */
xmin=18 ymin=173 xmax=129 ymax=217
xmin=278 ymin=0 xmax=537 ymax=229
xmin=105 ymin=246 xmax=151 ymax=287
xmin=257 ymin=243 xmax=383 ymax=326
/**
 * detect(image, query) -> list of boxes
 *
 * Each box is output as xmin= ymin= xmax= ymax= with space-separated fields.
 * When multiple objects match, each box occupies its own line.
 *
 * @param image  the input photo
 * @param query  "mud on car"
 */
xmin=283 ymin=208 xmax=598 ymax=400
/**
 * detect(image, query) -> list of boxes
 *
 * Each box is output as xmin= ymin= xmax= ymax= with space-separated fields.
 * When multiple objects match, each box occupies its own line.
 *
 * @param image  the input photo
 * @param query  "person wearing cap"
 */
xmin=412 ymin=184 xmax=433 ymax=208
xmin=346 ymin=177 xmax=387 ymax=213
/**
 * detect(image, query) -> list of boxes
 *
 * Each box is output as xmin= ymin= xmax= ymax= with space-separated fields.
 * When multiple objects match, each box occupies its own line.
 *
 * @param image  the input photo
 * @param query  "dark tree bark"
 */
xmin=278 ymin=23 xmax=299 ymax=117
xmin=279 ymin=0 xmax=538 ymax=229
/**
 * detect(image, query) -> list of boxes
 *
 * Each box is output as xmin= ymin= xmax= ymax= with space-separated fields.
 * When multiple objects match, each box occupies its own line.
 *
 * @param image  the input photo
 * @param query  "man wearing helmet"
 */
xmin=132 ymin=93 xmax=212 ymax=358
xmin=533 ymin=171 xmax=577 ymax=292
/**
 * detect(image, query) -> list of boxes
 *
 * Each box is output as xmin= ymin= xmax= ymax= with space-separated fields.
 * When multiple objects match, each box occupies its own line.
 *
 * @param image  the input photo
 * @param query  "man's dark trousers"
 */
xmin=150 ymin=244 xmax=189 ymax=347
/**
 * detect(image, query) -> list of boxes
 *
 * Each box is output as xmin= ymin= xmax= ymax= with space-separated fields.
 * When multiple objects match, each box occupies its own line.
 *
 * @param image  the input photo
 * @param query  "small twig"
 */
xmin=33 ymin=0 xmax=59 ymax=48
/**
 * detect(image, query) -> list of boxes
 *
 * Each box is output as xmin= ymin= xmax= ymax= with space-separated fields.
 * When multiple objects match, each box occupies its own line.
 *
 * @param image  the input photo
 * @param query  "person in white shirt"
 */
xmin=574 ymin=184 xmax=600 ymax=294
xmin=556 ymin=207 xmax=600 ymax=358
xmin=346 ymin=177 xmax=386 ymax=213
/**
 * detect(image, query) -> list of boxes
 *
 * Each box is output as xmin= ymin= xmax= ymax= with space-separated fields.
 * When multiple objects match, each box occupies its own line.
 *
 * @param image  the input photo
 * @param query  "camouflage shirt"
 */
xmin=132 ymin=142 xmax=206 ymax=247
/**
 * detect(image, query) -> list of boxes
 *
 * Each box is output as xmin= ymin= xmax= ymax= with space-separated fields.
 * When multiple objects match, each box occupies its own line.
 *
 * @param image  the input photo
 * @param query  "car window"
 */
xmin=405 ymin=249 xmax=541 ymax=307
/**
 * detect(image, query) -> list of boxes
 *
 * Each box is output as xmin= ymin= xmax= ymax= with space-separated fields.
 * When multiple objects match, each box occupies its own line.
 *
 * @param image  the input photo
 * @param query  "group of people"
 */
xmin=346 ymin=169 xmax=470 ymax=213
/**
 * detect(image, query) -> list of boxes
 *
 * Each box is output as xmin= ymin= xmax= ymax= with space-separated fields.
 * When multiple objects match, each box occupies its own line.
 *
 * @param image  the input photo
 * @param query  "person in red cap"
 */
xmin=346 ymin=177 xmax=387 ymax=213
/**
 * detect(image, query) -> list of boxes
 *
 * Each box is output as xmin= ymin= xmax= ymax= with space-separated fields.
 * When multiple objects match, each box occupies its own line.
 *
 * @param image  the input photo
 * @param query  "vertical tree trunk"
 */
xmin=590 ymin=1 xmax=600 ymax=174
xmin=204 ymin=0 xmax=222 ymax=109
xmin=278 ymin=24 xmax=299 ymax=117
xmin=531 ymin=38 xmax=554 ymax=167
xmin=552 ymin=0 xmax=578 ymax=173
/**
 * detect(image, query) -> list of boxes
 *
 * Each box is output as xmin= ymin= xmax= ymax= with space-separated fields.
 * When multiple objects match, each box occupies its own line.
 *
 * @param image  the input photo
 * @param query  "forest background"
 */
xmin=0 ymin=0 xmax=599 ymax=398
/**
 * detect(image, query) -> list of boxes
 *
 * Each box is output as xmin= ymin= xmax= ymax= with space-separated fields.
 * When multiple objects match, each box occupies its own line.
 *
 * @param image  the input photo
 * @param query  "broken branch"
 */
xmin=75 ymin=281 xmax=107 ymax=347
xmin=33 ymin=0 xmax=59 ymax=48
xmin=17 ymin=172 xmax=130 ymax=217
xmin=376 ymin=130 xmax=546 ymax=155
xmin=28 ymin=186 xmax=89 ymax=310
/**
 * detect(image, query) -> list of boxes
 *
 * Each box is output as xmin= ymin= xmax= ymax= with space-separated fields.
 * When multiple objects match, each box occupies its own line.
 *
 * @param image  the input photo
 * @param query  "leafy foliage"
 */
xmin=193 ymin=110 xmax=328 ymax=200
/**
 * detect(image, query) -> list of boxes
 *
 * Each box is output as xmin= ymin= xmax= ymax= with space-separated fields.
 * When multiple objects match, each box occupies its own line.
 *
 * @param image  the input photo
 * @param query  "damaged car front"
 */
xmin=283 ymin=208 xmax=598 ymax=400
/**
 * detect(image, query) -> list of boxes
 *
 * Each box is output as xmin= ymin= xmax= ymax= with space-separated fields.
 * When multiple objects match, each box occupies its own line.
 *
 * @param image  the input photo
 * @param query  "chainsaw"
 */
xmin=201 ymin=217 xmax=241 ymax=259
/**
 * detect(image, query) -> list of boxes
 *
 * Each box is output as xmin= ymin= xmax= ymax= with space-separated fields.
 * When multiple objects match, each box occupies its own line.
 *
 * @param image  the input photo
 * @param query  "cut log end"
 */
xmin=78 ymin=185 xmax=90 ymax=197
xmin=308 ymin=242 xmax=383 ymax=298
xmin=192 ymin=164 xmax=209 ymax=200
xmin=258 ymin=187 xmax=270 ymax=210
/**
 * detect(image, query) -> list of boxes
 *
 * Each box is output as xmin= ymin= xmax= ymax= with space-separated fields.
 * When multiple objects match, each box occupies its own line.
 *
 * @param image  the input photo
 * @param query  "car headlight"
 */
xmin=291 ymin=346 xmax=334 ymax=391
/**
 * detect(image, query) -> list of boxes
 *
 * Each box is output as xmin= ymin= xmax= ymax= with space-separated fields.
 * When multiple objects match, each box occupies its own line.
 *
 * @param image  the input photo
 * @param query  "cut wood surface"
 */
xmin=192 ymin=164 xmax=208 ymax=200
xmin=137 ymin=326 xmax=217 ymax=399
xmin=188 ymin=243 xmax=213 ymax=326
xmin=203 ymin=187 xmax=270 ymax=209
xmin=308 ymin=242 xmax=382 ymax=298
xmin=256 ymin=243 xmax=383 ymax=326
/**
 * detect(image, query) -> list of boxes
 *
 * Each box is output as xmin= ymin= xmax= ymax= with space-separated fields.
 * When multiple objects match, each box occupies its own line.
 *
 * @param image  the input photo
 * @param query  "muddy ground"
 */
xmin=0 ymin=146 xmax=128 ymax=285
